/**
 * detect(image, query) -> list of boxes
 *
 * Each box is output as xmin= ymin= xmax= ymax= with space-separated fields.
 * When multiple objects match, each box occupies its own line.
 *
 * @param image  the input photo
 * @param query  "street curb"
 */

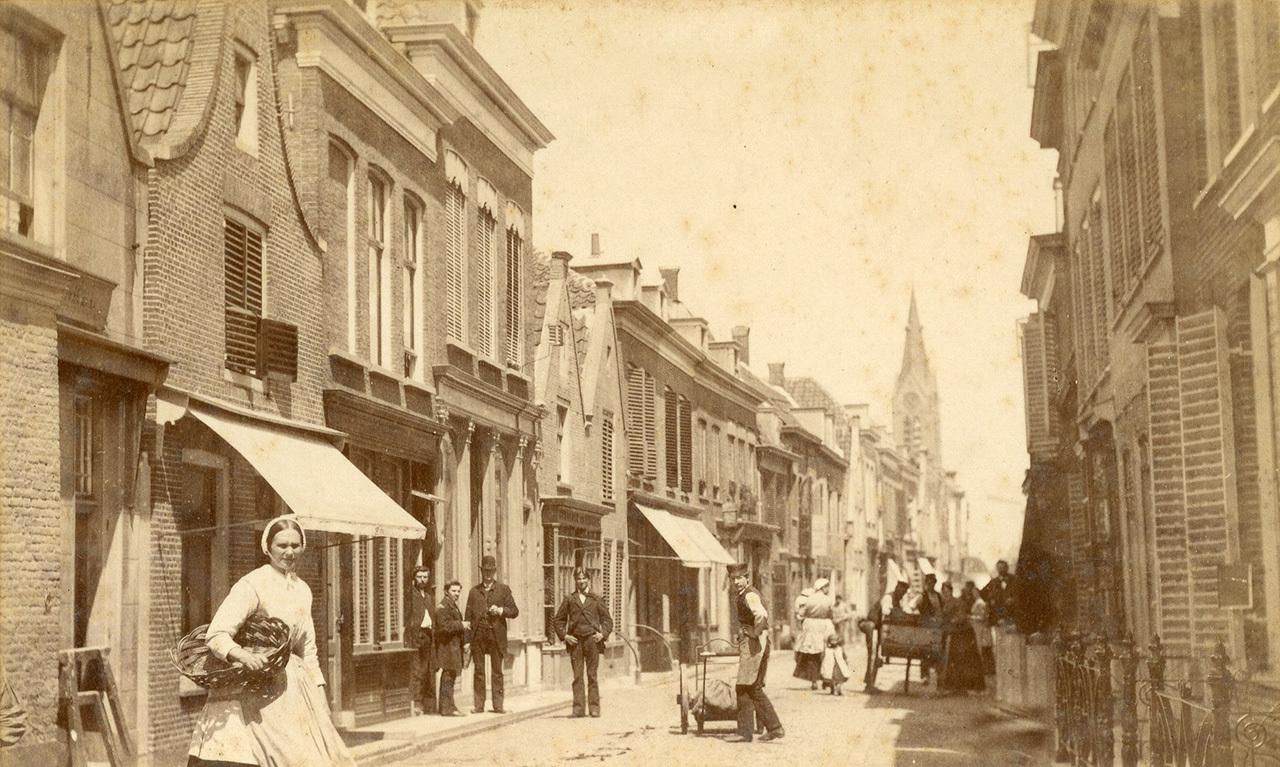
xmin=352 ymin=673 xmax=676 ymax=766
xmin=352 ymin=698 xmax=575 ymax=767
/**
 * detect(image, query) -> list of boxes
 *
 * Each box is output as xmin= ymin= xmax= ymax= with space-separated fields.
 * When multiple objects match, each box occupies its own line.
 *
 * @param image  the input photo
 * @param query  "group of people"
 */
xmin=186 ymin=516 xmax=615 ymax=767
xmin=790 ymin=578 xmax=854 ymax=695
xmin=859 ymin=559 xmax=1018 ymax=695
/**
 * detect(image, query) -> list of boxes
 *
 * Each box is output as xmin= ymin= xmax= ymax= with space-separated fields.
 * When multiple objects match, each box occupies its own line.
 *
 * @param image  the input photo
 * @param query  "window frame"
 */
xmin=232 ymin=42 xmax=259 ymax=156
xmin=367 ymin=170 xmax=391 ymax=369
xmin=403 ymin=192 xmax=425 ymax=380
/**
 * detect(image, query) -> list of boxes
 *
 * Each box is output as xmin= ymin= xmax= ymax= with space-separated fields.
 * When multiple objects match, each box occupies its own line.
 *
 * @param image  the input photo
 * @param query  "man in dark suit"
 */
xmin=434 ymin=581 xmax=469 ymax=716
xmin=554 ymin=568 xmax=614 ymax=718
xmin=405 ymin=566 xmax=437 ymax=715
xmin=465 ymin=555 xmax=519 ymax=713
xmin=981 ymin=560 xmax=1016 ymax=627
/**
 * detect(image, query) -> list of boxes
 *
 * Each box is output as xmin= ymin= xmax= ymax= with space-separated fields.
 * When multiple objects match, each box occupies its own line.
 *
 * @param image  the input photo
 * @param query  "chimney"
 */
xmin=768 ymin=362 xmax=785 ymax=387
xmin=593 ymin=276 xmax=613 ymax=305
xmin=659 ymin=267 xmax=680 ymax=302
xmin=591 ymin=233 xmax=601 ymax=257
xmin=550 ymin=250 xmax=572 ymax=278
xmin=731 ymin=326 xmax=750 ymax=365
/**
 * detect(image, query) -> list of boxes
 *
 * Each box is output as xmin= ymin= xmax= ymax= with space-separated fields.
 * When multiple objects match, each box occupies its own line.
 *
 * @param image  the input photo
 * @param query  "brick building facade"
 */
xmin=1020 ymin=0 xmax=1279 ymax=704
xmin=530 ymin=249 xmax=631 ymax=687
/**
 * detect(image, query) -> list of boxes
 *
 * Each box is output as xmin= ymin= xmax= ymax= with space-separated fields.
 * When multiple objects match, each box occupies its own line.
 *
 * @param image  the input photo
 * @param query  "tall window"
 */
xmin=557 ymin=405 xmax=570 ymax=485
xmin=445 ymin=182 xmax=467 ymax=342
xmin=600 ymin=539 xmax=625 ymax=633
xmin=351 ymin=451 xmax=407 ymax=648
xmin=1212 ymin=2 xmax=1242 ymax=155
xmin=233 ymin=46 xmax=258 ymax=155
xmin=476 ymin=208 xmax=496 ymax=358
xmin=504 ymin=219 xmax=524 ymax=367
xmin=665 ymin=389 xmax=679 ymax=488
xmin=542 ymin=524 xmax=600 ymax=643
xmin=625 ymin=365 xmax=658 ymax=479
xmin=224 ymin=217 xmax=263 ymax=376
xmin=328 ymin=142 xmax=357 ymax=352
xmin=601 ymin=410 xmax=615 ymax=501
xmin=403 ymin=194 xmax=424 ymax=379
xmin=368 ymin=173 xmax=389 ymax=368
xmin=1255 ymin=1 xmax=1280 ymax=103
xmin=1 ymin=25 xmax=47 ymax=238
xmin=711 ymin=425 xmax=721 ymax=496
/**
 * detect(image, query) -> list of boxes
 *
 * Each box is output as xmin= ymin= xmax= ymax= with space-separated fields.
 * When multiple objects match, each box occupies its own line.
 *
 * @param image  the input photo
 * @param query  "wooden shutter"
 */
xmin=1089 ymin=199 xmax=1108 ymax=379
xmin=626 ymin=366 xmax=646 ymax=477
xmin=664 ymin=388 xmax=679 ymax=488
xmin=1116 ymin=72 xmax=1143 ymax=286
xmin=613 ymin=540 xmax=625 ymax=631
xmin=601 ymin=410 xmax=614 ymax=501
xmin=445 ymin=184 xmax=465 ymax=341
xmin=476 ymin=210 xmax=494 ymax=357
xmin=1133 ymin=25 xmax=1165 ymax=265
xmin=257 ymin=318 xmax=298 ymax=381
xmin=643 ymin=373 xmax=658 ymax=478
xmin=1103 ymin=116 xmax=1128 ymax=306
xmin=678 ymin=397 xmax=693 ymax=493
xmin=505 ymin=228 xmax=522 ymax=366
xmin=224 ymin=218 xmax=262 ymax=375
xmin=1214 ymin=3 xmax=1242 ymax=149
xmin=1256 ymin=1 xmax=1280 ymax=100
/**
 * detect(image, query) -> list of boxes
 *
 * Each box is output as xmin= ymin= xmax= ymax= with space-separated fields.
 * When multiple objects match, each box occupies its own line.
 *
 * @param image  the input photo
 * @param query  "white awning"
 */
xmin=187 ymin=404 xmax=426 ymax=540
xmin=634 ymin=504 xmax=735 ymax=569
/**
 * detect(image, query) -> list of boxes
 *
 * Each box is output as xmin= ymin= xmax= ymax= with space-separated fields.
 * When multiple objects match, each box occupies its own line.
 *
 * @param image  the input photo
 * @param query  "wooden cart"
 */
xmin=864 ymin=618 xmax=946 ymax=694
xmin=675 ymin=639 xmax=764 ymax=735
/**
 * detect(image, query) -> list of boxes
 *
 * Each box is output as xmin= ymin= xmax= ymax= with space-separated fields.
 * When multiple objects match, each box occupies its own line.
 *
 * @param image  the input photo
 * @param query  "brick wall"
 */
xmin=0 ymin=310 xmax=63 ymax=749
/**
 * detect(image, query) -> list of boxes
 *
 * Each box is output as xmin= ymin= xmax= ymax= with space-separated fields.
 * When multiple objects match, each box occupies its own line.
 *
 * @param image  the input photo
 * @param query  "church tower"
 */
xmin=892 ymin=291 xmax=942 ymax=462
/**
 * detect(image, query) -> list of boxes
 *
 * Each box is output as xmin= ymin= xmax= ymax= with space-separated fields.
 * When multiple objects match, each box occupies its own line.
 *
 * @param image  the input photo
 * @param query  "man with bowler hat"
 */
xmin=726 ymin=563 xmax=784 ymax=743
xmin=554 ymin=568 xmax=614 ymax=717
xmin=465 ymin=555 xmax=519 ymax=713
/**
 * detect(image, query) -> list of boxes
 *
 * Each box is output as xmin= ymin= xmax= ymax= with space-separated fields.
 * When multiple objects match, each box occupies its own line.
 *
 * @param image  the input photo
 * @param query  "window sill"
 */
xmin=353 ymin=644 xmax=410 ymax=657
xmin=223 ymin=368 xmax=265 ymax=393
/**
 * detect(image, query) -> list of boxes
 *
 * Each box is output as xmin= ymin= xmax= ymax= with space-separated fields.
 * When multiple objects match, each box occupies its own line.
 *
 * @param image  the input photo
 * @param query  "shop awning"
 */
xmin=186 ymin=402 xmax=426 ymax=540
xmin=634 ymin=504 xmax=735 ymax=569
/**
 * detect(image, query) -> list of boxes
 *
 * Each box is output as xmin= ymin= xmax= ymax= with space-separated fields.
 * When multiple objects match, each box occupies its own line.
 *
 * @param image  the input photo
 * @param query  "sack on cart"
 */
xmin=689 ymin=678 xmax=737 ymax=719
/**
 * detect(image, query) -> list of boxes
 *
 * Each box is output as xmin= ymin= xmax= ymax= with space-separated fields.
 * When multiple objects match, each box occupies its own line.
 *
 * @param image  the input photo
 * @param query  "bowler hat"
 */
xmin=480 ymin=555 xmax=498 ymax=571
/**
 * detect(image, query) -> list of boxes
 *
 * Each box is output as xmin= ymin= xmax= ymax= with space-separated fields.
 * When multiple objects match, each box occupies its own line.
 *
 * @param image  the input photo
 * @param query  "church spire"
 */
xmin=893 ymin=290 xmax=941 ymax=462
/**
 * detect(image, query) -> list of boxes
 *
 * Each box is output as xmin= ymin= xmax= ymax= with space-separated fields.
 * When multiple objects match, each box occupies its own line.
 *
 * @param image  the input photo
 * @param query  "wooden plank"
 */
xmin=60 ymin=652 xmax=88 ymax=767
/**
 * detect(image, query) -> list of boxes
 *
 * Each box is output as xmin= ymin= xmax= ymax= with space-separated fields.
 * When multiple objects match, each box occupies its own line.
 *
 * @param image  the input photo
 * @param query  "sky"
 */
xmin=475 ymin=0 xmax=1060 ymax=568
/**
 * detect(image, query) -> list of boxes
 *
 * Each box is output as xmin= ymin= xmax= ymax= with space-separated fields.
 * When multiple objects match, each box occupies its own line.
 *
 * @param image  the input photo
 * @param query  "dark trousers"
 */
xmin=472 ymin=644 xmax=505 ymax=711
xmin=439 ymin=669 xmax=458 ymax=715
xmin=735 ymin=644 xmax=781 ymax=739
xmin=568 ymin=637 xmax=601 ymax=714
xmin=410 ymin=640 xmax=437 ymax=712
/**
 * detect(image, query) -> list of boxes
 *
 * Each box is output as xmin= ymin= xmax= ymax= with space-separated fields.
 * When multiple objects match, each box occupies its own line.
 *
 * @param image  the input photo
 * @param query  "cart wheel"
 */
xmin=679 ymin=694 xmax=688 ymax=734
xmin=904 ymin=658 xmax=911 ymax=695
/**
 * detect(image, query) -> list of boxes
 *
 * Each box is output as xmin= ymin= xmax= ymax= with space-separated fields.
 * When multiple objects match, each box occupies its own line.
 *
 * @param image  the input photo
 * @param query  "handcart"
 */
xmin=863 ymin=617 xmax=946 ymax=694
xmin=674 ymin=638 xmax=763 ymax=735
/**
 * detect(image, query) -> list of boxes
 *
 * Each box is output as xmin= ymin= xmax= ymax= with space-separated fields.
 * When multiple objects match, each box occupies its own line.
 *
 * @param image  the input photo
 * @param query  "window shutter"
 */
xmin=626 ymin=366 xmax=646 ymax=477
xmin=1214 ymin=3 xmax=1242 ymax=149
xmin=678 ymin=397 xmax=693 ymax=493
xmin=505 ymin=228 xmax=523 ymax=367
xmin=613 ymin=540 xmax=625 ymax=631
xmin=224 ymin=218 xmax=263 ymax=376
xmin=1133 ymin=25 xmax=1164 ymax=265
xmin=1116 ymin=72 xmax=1143 ymax=285
xmin=1103 ymin=117 xmax=1128 ymax=307
xmin=445 ymin=184 xmax=465 ymax=341
xmin=1072 ymin=239 xmax=1093 ymax=390
xmin=1089 ymin=199 xmax=1108 ymax=380
xmin=664 ymin=389 xmax=679 ymax=488
xmin=476 ymin=211 xmax=494 ymax=357
xmin=601 ymin=410 xmax=614 ymax=501
xmin=257 ymin=318 xmax=298 ymax=381
xmin=644 ymin=373 xmax=658 ymax=478
xmin=1256 ymin=1 xmax=1280 ymax=100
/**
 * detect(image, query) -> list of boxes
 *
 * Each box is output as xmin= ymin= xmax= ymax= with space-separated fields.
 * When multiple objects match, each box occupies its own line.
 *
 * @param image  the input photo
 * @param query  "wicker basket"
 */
xmin=172 ymin=613 xmax=293 ymax=689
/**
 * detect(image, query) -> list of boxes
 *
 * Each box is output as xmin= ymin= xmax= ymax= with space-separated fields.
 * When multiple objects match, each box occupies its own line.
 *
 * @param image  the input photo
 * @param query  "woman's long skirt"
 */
xmin=190 ymin=656 xmax=355 ymax=767
xmin=939 ymin=626 xmax=986 ymax=693
xmin=792 ymin=617 xmax=834 ymax=683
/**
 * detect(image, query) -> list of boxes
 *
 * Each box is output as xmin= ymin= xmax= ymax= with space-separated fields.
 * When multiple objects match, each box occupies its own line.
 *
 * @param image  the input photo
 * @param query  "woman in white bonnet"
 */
xmin=792 ymin=578 xmax=834 ymax=689
xmin=187 ymin=515 xmax=354 ymax=767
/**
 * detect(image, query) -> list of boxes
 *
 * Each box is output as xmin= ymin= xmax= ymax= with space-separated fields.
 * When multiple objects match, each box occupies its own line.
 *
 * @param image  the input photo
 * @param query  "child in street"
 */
xmin=820 ymin=632 xmax=851 ymax=695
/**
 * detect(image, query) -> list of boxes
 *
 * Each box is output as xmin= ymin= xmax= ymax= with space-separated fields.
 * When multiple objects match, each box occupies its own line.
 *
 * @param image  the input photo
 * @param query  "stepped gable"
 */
xmin=103 ymin=0 xmax=225 ymax=159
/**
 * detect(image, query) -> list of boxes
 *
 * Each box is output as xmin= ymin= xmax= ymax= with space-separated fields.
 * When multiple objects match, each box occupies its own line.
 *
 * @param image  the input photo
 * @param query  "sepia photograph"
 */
xmin=0 ymin=0 xmax=1277 ymax=765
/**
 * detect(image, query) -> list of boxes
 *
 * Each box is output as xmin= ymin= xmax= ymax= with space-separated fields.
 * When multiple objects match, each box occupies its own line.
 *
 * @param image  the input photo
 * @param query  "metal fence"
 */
xmin=1050 ymin=633 xmax=1279 ymax=767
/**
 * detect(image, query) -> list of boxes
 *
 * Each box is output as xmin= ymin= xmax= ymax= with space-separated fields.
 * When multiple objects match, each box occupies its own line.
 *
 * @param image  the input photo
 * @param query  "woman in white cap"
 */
xmin=792 ymin=577 xmax=834 ymax=689
xmin=187 ymin=515 xmax=354 ymax=767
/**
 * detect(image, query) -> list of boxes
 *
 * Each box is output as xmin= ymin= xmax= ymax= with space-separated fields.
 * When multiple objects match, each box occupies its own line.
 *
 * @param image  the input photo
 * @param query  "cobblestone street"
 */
xmin=382 ymin=651 xmax=1052 ymax=767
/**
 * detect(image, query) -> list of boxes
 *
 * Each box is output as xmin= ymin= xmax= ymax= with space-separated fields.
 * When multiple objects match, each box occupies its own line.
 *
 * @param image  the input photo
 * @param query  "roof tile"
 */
xmin=106 ymin=0 xmax=198 ymax=144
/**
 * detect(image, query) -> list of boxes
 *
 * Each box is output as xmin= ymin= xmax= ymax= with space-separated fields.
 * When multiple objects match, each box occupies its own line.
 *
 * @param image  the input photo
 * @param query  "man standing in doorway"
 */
xmin=981 ymin=560 xmax=1016 ymax=627
xmin=405 ymin=566 xmax=437 ymax=715
xmin=554 ymin=568 xmax=613 ymax=718
xmin=466 ymin=555 xmax=519 ymax=713
xmin=726 ymin=563 xmax=784 ymax=743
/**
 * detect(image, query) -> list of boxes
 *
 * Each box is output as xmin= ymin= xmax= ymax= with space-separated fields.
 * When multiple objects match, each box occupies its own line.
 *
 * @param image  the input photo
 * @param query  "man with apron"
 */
xmin=727 ymin=563 xmax=784 ymax=743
